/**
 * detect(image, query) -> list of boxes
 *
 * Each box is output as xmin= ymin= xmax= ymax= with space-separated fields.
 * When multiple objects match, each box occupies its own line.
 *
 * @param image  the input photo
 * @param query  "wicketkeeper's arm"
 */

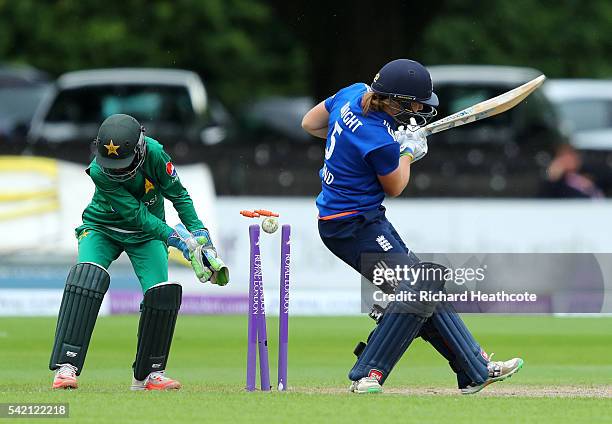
xmin=154 ymin=148 xmax=205 ymax=232
xmin=95 ymin=183 xmax=174 ymax=241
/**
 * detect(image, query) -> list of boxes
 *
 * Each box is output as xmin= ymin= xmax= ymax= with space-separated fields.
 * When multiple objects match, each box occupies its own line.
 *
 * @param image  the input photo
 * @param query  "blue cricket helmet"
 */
xmin=371 ymin=59 xmax=438 ymax=107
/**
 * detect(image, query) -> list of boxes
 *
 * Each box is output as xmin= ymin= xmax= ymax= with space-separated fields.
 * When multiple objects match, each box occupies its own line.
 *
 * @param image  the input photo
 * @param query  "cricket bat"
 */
xmin=423 ymin=74 xmax=546 ymax=136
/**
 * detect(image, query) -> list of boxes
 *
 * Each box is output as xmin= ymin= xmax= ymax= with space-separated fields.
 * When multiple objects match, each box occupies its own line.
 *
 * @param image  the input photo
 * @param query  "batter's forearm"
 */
xmin=399 ymin=155 xmax=412 ymax=189
xmin=377 ymin=156 xmax=412 ymax=197
xmin=390 ymin=157 xmax=412 ymax=196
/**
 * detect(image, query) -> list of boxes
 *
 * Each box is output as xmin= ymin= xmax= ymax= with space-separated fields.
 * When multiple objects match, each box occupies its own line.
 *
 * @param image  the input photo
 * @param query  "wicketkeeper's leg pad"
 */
xmin=133 ymin=282 xmax=182 ymax=381
xmin=49 ymin=262 xmax=110 ymax=374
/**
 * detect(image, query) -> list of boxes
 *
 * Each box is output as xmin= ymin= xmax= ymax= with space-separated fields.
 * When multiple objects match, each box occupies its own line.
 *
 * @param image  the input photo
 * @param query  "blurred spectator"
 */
xmin=540 ymin=144 xmax=604 ymax=198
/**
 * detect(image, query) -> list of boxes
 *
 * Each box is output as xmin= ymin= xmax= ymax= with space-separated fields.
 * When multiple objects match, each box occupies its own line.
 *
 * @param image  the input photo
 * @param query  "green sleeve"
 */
xmin=153 ymin=147 xmax=205 ymax=232
xmin=94 ymin=177 xmax=174 ymax=241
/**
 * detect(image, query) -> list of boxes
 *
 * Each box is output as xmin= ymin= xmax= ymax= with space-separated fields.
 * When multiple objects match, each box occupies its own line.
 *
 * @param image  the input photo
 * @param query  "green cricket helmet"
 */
xmin=94 ymin=114 xmax=146 ymax=181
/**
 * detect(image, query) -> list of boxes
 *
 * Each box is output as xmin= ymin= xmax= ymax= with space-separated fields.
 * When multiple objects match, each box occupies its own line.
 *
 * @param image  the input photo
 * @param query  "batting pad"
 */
xmin=349 ymin=262 xmax=449 ymax=384
xmin=427 ymin=302 xmax=489 ymax=385
xmin=49 ymin=262 xmax=110 ymax=374
xmin=348 ymin=307 xmax=427 ymax=384
xmin=133 ymin=282 xmax=182 ymax=381
xmin=419 ymin=319 xmax=472 ymax=388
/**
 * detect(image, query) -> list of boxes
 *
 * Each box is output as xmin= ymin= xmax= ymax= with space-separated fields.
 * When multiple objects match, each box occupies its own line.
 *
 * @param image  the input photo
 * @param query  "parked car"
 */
xmin=543 ymin=79 xmax=612 ymax=150
xmin=27 ymin=68 xmax=233 ymax=163
xmin=543 ymin=79 xmax=612 ymax=194
xmin=205 ymin=65 xmax=565 ymax=197
xmin=406 ymin=65 xmax=565 ymax=197
xmin=0 ymin=65 xmax=51 ymax=154
xmin=239 ymin=96 xmax=315 ymax=143
xmin=0 ymin=64 xmax=49 ymax=87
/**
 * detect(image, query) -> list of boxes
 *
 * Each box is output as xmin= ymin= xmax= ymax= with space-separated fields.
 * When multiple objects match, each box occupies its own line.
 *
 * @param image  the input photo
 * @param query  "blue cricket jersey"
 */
xmin=316 ymin=83 xmax=400 ymax=219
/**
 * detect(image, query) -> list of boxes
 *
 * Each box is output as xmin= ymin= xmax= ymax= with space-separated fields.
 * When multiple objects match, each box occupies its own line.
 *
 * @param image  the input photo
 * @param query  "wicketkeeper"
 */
xmin=49 ymin=114 xmax=228 ymax=390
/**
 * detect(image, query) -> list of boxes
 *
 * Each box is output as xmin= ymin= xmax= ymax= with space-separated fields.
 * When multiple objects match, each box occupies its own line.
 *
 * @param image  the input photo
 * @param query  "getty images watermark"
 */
xmin=370 ymin=262 xmax=537 ymax=303
xmin=360 ymin=253 xmax=612 ymax=314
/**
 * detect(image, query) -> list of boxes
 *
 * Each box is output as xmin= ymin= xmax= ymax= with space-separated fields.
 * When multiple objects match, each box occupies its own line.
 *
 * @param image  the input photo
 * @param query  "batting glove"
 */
xmin=395 ymin=118 xmax=428 ymax=163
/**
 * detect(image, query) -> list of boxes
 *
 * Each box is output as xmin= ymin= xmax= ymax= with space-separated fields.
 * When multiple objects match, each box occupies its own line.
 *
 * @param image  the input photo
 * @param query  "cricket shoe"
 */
xmin=349 ymin=377 xmax=383 ymax=394
xmin=52 ymin=363 xmax=78 ymax=389
xmin=131 ymin=371 xmax=182 ymax=391
xmin=461 ymin=355 xmax=524 ymax=395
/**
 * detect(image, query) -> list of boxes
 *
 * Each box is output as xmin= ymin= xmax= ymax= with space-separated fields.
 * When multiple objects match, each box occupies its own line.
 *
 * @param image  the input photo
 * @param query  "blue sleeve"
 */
xmin=324 ymin=94 xmax=335 ymax=112
xmin=325 ymin=83 xmax=366 ymax=112
xmin=366 ymin=143 xmax=400 ymax=176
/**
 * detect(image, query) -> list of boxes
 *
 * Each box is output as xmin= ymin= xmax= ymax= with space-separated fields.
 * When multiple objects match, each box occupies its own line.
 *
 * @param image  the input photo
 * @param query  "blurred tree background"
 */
xmin=0 ymin=0 xmax=307 ymax=107
xmin=2 ymin=0 xmax=612 ymax=108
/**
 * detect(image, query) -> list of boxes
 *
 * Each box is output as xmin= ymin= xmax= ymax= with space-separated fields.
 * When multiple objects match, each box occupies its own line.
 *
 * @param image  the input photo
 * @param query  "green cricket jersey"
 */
xmin=77 ymin=136 xmax=204 ymax=244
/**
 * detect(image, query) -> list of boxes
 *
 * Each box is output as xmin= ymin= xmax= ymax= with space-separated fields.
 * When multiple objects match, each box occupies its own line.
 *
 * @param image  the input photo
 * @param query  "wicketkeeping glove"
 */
xmin=190 ymin=245 xmax=230 ymax=286
xmin=192 ymin=229 xmax=213 ymax=249
xmin=167 ymin=230 xmax=191 ymax=261
xmin=174 ymin=224 xmax=230 ymax=286
xmin=395 ymin=118 xmax=428 ymax=163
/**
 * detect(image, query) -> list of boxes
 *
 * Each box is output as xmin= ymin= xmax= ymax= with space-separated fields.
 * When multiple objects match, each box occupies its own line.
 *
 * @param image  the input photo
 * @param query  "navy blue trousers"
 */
xmin=319 ymin=206 xmax=488 ymax=387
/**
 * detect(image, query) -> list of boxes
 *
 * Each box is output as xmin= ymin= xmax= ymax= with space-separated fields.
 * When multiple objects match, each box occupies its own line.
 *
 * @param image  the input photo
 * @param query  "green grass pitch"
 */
xmin=1 ymin=315 xmax=611 ymax=423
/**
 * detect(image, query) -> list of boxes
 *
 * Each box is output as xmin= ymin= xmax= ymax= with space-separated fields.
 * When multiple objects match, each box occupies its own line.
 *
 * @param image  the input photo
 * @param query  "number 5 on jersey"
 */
xmin=325 ymin=121 xmax=343 ymax=160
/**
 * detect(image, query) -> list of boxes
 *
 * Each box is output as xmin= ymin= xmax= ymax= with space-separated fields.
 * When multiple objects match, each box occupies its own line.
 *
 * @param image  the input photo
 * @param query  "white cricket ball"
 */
xmin=261 ymin=216 xmax=279 ymax=234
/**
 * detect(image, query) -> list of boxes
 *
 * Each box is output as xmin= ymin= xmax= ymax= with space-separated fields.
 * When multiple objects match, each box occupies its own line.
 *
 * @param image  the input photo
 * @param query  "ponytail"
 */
xmin=362 ymin=91 xmax=391 ymax=115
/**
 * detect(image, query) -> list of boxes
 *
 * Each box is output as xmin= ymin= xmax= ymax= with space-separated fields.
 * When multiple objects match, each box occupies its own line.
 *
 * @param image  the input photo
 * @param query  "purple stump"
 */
xmin=255 ymin=257 xmax=271 ymax=391
xmin=246 ymin=225 xmax=258 ymax=391
xmin=277 ymin=225 xmax=290 ymax=391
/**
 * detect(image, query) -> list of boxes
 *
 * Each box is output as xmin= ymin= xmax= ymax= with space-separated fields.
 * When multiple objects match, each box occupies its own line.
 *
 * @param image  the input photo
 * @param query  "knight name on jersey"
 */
xmin=340 ymin=102 xmax=363 ymax=133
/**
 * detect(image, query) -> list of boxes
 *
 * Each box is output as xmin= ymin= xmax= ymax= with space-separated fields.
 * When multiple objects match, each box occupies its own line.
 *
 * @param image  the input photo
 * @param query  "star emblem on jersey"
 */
xmin=144 ymin=178 xmax=155 ymax=194
xmin=104 ymin=140 xmax=120 ymax=156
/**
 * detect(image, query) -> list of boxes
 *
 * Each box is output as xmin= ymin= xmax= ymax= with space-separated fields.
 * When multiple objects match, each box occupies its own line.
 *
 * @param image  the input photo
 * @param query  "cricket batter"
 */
xmin=302 ymin=59 xmax=523 ymax=394
xmin=49 ymin=114 xmax=227 ymax=390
